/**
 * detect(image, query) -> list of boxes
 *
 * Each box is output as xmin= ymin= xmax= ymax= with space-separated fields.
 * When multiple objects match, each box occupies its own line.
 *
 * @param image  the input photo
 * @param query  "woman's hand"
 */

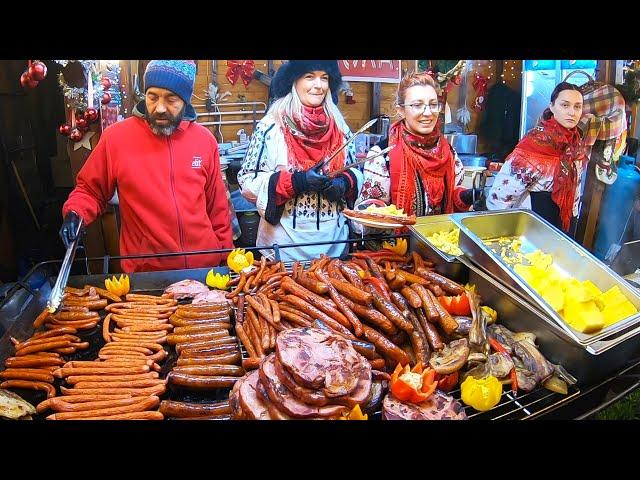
xmin=292 ymin=167 xmax=329 ymax=194
xmin=323 ymin=175 xmax=349 ymax=203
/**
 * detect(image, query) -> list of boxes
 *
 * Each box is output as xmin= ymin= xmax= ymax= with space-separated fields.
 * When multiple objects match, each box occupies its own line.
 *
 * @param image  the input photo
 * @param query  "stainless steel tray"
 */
xmin=408 ymin=214 xmax=464 ymax=280
xmin=451 ymin=209 xmax=640 ymax=346
xmin=461 ymin=256 xmax=640 ymax=386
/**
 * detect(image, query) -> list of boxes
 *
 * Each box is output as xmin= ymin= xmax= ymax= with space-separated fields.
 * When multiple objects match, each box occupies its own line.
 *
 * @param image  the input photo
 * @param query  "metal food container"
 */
xmin=451 ymin=209 xmax=640 ymax=346
xmin=408 ymin=214 xmax=464 ymax=280
xmin=461 ymin=257 xmax=640 ymax=386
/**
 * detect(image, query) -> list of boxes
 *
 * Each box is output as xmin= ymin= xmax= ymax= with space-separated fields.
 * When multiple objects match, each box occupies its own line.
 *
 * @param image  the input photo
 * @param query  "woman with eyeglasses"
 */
xmin=354 ymin=72 xmax=474 ymax=220
xmin=486 ymin=82 xmax=586 ymax=234
xmin=238 ymin=60 xmax=361 ymax=261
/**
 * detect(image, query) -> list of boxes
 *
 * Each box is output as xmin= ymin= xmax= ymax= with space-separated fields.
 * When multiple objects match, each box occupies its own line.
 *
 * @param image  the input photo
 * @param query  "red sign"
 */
xmin=339 ymin=60 xmax=401 ymax=83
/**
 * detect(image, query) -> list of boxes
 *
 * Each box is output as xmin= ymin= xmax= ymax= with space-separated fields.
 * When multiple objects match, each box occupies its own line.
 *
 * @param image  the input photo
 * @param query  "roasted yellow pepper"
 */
xmin=104 ymin=274 xmax=130 ymax=296
xmin=482 ymin=306 xmax=498 ymax=323
xmin=227 ymin=248 xmax=254 ymax=274
xmin=206 ymin=270 xmax=230 ymax=290
xmin=460 ymin=375 xmax=502 ymax=412
xmin=382 ymin=238 xmax=408 ymax=255
xmin=338 ymin=404 xmax=368 ymax=420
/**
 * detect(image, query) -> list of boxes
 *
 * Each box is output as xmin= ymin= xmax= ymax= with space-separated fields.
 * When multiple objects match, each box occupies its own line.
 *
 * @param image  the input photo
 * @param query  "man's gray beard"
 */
xmin=150 ymin=123 xmax=177 ymax=136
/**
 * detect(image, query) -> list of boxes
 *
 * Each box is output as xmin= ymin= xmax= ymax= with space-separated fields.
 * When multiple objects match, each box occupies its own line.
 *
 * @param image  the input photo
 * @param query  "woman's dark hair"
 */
xmin=550 ymin=81 xmax=582 ymax=104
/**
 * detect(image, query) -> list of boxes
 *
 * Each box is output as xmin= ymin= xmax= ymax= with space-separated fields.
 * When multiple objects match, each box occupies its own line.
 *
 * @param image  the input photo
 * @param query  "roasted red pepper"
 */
xmin=489 ymin=337 xmax=518 ymax=395
xmin=436 ymin=370 xmax=459 ymax=392
xmin=390 ymin=362 xmax=437 ymax=403
xmin=363 ymin=276 xmax=391 ymax=301
xmin=438 ymin=294 xmax=471 ymax=316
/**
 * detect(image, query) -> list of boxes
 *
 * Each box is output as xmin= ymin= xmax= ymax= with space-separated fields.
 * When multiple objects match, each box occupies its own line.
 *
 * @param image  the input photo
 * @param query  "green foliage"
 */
xmin=595 ymin=388 xmax=640 ymax=420
xmin=418 ymin=60 xmax=460 ymax=74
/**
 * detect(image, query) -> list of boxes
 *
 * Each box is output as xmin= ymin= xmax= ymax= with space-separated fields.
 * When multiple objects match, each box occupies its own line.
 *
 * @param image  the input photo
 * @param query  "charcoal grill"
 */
xmin=0 ymin=234 xmax=638 ymax=419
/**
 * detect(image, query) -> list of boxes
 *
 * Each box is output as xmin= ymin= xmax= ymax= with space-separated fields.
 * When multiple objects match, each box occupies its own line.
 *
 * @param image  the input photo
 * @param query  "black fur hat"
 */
xmin=269 ymin=60 xmax=342 ymax=104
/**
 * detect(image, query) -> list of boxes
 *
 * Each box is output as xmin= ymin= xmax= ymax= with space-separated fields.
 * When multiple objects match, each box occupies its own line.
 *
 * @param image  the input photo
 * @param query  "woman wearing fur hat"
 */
xmin=354 ymin=72 xmax=472 ymax=228
xmin=238 ymin=60 xmax=361 ymax=261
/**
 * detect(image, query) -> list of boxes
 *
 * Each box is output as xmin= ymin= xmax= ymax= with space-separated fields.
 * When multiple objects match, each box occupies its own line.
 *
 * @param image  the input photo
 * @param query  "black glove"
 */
xmin=59 ymin=211 xmax=83 ymax=249
xmin=292 ymin=167 xmax=329 ymax=194
xmin=459 ymin=188 xmax=484 ymax=206
xmin=322 ymin=175 xmax=349 ymax=203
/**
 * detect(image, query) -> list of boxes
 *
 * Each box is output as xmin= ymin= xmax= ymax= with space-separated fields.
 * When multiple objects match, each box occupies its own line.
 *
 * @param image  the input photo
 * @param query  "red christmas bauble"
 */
xmin=69 ymin=128 xmax=83 ymax=141
xmin=20 ymin=71 xmax=39 ymax=89
xmin=29 ymin=61 xmax=47 ymax=81
xmin=101 ymin=77 xmax=112 ymax=90
xmin=101 ymin=92 xmax=111 ymax=104
xmin=76 ymin=117 xmax=88 ymax=129
xmin=59 ymin=124 xmax=72 ymax=136
xmin=84 ymin=107 xmax=99 ymax=122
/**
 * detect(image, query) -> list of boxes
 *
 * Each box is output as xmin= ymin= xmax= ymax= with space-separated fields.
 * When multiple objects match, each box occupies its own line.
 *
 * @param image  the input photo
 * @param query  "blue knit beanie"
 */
xmin=144 ymin=60 xmax=196 ymax=104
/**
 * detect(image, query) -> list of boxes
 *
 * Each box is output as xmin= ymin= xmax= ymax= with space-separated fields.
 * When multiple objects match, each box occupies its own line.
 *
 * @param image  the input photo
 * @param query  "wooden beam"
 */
xmin=371 ymin=82 xmax=381 ymax=119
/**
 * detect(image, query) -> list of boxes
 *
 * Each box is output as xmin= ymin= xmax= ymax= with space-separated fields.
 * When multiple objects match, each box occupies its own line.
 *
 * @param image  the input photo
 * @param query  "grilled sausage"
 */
xmin=73 ymin=411 xmax=164 ymax=420
xmin=315 ymin=269 xmax=363 ymax=337
xmin=282 ymin=294 xmax=355 ymax=337
xmin=65 ymin=372 xmax=159 ymax=384
xmin=417 ymin=268 xmax=464 ymax=295
xmin=176 ymin=351 xmax=241 ymax=366
xmin=361 ymin=325 xmax=410 ymax=366
xmin=295 ymin=273 xmax=329 ymax=295
xmin=175 ymin=337 xmax=237 ymax=354
xmin=167 ymin=330 xmax=228 ymax=345
xmin=280 ymin=277 xmax=351 ymax=329
xmin=427 ymin=290 xmax=459 ymax=336
xmin=46 ymin=395 xmax=160 ymax=420
xmin=368 ymin=286 xmax=414 ymax=333
xmin=411 ymin=284 xmax=439 ymax=322
xmin=0 ymin=368 xmax=55 ymax=383
xmin=167 ymin=372 xmax=239 ymax=390
xmin=0 ymin=379 xmax=56 ymax=398
xmin=159 ymin=399 xmax=232 ymax=418
xmin=172 ymin=365 xmax=245 ymax=376
xmin=326 ymin=277 xmax=372 ymax=305
xmin=415 ymin=306 xmax=444 ymax=350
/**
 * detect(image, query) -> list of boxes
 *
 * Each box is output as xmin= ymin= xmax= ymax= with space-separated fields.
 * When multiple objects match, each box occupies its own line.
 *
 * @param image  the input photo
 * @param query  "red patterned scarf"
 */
xmin=512 ymin=114 xmax=585 ymax=231
xmin=388 ymin=120 xmax=456 ymax=215
xmin=282 ymin=105 xmax=345 ymax=171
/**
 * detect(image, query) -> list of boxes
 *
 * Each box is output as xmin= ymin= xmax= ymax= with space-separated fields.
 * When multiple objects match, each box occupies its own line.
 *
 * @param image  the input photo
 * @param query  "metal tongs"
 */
xmin=314 ymin=117 xmax=378 ymax=173
xmin=327 ymin=144 xmax=394 ymax=178
xmin=47 ymin=218 xmax=84 ymax=313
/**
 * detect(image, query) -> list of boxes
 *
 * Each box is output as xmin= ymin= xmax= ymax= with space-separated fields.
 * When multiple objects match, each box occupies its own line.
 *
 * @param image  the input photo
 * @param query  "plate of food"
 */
xmin=344 ymin=201 xmax=417 ymax=229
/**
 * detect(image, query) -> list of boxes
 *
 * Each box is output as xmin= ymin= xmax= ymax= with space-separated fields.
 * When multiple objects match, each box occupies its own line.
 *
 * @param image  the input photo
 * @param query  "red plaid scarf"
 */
xmin=388 ymin=120 xmax=456 ymax=215
xmin=282 ymin=106 xmax=345 ymax=171
xmin=512 ymin=114 xmax=585 ymax=231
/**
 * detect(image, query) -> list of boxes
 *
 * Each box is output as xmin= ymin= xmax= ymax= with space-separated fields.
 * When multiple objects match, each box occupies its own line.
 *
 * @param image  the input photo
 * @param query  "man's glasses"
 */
xmin=399 ymin=102 xmax=443 ymax=115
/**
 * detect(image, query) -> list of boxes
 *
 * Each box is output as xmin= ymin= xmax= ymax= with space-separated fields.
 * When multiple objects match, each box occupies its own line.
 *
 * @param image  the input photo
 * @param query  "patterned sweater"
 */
xmin=238 ymin=114 xmax=361 ymax=261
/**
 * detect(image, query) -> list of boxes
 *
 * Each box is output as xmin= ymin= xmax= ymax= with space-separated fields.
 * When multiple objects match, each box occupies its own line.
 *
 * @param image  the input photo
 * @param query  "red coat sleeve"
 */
xmin=206 ymin=145 xmax=234 ymax=250
xmin=62 ymin=133 xmax=116 ymax=225
xmin=453 ymin=185 xmax=471 ymax=212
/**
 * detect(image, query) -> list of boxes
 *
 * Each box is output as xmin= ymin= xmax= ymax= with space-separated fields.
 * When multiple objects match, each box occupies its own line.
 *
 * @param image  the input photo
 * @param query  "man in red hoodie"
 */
xmin=60 ymin=60 xmax=233 ymax=272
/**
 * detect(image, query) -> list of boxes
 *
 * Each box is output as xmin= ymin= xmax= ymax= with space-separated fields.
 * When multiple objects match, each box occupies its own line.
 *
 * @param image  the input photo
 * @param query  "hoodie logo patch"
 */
xmin=191 ymin=156 xmax=202 ymax=168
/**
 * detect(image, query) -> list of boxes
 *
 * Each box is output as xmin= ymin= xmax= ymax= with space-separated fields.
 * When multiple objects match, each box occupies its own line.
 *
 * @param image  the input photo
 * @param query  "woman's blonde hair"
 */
xmin=395 ymin=72 xmax=439 ymax=106
xmin=267 ymin=83 xmax=343 ymax=130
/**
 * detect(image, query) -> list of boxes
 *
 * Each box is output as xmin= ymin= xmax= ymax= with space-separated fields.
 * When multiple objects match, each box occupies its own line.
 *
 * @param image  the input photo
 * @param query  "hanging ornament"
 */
xmin=76 ymin=117 xmax=88 ymax=130
xmin=59 ymin=124 xmax=72 ymax=136
xmin=101 ymin=76 xmax=112 ymax=90
xmin=69 ymin=128 xmax=83 ymax=141
xmin=101 ymin=92 xmax=111 ymax=104
xmin=84 ymin=107 xmax=98 ymax=122
xmin=28 ymin=60 xmax=47 ymax=81
xmin=472 ymin=73 xmax=489 ymax=112
xmin=20 ymin=71 xmax=39 ymax=89
xmin=225 ymin=60 xmax=255 ymax=87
